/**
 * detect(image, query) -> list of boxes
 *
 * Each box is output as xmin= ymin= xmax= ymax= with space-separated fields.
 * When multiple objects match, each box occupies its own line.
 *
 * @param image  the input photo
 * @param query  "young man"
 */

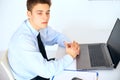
xmin=8 ymin=0 xmax=80 ymax=80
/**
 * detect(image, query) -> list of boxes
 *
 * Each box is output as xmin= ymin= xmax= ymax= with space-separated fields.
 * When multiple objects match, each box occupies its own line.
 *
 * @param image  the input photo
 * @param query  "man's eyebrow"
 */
xmin=36 ymin=10 xmax=50 ymax=12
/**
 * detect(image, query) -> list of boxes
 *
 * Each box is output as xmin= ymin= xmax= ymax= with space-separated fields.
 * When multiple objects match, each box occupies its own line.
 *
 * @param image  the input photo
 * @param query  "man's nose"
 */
xmin=42 ymin=14 xmax=48 ymax=20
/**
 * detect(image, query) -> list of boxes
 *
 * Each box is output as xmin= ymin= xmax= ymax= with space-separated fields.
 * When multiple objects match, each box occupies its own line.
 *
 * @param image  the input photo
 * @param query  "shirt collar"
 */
xmin=25 ymin=19 xmax=39 ymax=37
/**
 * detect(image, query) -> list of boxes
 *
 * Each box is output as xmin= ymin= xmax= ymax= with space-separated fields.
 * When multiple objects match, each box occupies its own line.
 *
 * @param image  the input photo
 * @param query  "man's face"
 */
xmin=27 ymin=3 xmax=50 ymax=31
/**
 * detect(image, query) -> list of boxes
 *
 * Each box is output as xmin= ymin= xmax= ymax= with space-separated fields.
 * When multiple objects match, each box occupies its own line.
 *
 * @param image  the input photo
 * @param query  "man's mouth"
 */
xmin=42 ymin=22 xmax=48 ymax=24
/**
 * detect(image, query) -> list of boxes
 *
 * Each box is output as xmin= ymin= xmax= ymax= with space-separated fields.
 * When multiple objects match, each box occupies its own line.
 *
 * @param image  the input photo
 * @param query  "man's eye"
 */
xmin=46 ymin=12 xmax=50 ymax=15
xmin=38 ymin=13 xmax=42 ymax=15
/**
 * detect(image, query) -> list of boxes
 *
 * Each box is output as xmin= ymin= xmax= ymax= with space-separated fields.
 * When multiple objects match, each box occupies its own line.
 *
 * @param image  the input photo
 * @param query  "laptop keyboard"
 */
xmin=88 ymin=44 xmax=107 ymax=67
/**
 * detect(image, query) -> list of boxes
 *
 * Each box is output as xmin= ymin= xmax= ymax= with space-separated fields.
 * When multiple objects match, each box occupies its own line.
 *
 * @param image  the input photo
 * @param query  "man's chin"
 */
xmin=41 ymin=25 xmax=48 ymax=29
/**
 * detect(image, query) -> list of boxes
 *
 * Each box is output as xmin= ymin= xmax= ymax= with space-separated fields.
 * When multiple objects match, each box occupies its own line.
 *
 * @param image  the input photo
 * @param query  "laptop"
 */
xmin=76 ymin=18 xmax=120 ymax=70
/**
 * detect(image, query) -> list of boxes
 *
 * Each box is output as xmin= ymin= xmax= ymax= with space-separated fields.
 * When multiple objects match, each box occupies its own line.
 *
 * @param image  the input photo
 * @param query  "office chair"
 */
xmin=0 ymin=51 xmax=15 ymax=80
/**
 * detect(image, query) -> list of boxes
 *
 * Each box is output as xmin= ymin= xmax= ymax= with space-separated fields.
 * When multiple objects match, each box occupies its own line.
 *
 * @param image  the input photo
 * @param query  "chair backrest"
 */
xmin=0 ymin=51 xmax=15 ymax=80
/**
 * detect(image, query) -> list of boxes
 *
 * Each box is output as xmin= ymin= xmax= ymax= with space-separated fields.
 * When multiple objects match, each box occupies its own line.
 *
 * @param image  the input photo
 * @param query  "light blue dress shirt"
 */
xmin=8 ymin=19 xmax=73 ymax=80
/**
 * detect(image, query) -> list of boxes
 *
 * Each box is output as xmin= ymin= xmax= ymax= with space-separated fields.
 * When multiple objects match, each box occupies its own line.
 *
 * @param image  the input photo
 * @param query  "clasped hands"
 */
xmin=64 ymin=41 xmax=80 ymax=59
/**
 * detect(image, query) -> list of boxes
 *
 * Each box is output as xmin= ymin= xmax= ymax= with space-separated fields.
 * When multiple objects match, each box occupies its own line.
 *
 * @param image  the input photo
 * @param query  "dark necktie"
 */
xmin=37 ymin=33 xmax=48 ymax=60
xmin=37 ymin=33 xmax=55 ymax=61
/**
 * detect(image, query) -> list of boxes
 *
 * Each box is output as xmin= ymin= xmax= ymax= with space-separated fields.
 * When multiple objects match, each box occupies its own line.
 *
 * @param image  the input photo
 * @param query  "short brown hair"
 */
xmin=27 ymin=0 xmax=51 ymax=11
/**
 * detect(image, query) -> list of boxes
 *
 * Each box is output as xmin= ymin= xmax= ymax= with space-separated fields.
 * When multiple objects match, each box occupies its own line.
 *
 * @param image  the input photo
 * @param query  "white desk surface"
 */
xmin=47 ymin=47 xmax=120 ymax=80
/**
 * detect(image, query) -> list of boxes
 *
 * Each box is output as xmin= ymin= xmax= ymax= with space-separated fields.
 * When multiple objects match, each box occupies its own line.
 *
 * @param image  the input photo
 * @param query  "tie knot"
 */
xmin=37 ymin=33 xmax=40 ymax=39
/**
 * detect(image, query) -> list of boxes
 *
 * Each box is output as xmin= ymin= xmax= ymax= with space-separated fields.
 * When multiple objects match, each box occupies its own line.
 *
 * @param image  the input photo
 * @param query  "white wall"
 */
xmin=0 ymin=0 xmax=27 ymax=51
xmin=0 ymin=0 xmax=120 ymax=51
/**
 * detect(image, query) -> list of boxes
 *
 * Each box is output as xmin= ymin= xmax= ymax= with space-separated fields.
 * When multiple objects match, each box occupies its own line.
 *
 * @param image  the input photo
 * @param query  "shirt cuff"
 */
xmin=66 ymin=54 xmax=74 ymax=61
xmin=63 ymin=54 xmax=74 ymax=68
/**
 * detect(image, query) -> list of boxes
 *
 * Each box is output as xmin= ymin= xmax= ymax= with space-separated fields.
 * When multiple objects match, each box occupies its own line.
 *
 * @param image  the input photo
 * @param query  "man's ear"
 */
xmin=27 ymin=11 xmax=31 ymax=18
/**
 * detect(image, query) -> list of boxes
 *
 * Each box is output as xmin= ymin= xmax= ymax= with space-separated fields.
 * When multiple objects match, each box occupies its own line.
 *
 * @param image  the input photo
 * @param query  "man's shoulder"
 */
xmin=11 ymin=26 xmax=34 ymax=44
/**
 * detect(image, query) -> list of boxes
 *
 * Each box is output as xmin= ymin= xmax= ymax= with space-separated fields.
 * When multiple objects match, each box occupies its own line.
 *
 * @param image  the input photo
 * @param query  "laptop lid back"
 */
xmin=107 ymin=18 xmax=120 ymax=68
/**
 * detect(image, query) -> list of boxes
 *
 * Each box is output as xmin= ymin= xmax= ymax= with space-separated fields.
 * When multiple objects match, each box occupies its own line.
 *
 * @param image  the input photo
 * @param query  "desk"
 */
xmin=47 ymin=46 xmax=120 ymax=80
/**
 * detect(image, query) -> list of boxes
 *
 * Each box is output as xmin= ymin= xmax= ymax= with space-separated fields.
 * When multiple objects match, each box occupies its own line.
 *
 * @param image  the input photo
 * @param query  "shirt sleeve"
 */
xmin=43 ymin=27 xmax=71 ymax=47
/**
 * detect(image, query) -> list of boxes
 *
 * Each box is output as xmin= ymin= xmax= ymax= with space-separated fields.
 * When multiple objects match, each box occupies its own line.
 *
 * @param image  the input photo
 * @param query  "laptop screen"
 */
xmin=107 ymin=18 xmax=120 ymax=68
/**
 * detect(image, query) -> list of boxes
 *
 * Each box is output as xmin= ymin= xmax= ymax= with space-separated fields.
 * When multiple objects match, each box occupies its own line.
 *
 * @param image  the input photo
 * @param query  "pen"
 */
xmin=51 ymin=76 xmax=54 ymax=80
xmin=96 ymin=72 xmax=99 ymax=80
